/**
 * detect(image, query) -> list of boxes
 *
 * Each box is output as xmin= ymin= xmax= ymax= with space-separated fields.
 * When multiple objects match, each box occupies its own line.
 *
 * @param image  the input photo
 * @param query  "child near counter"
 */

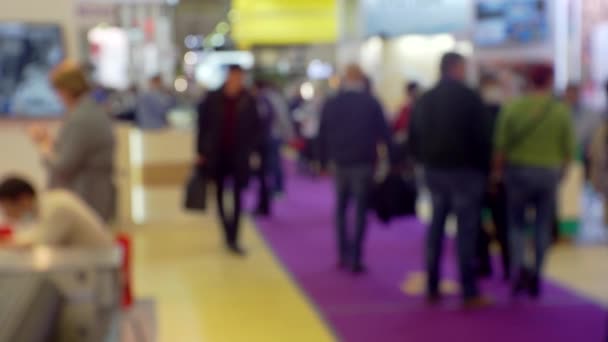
xmin=0 ymin=177 xmax=113 ymax=248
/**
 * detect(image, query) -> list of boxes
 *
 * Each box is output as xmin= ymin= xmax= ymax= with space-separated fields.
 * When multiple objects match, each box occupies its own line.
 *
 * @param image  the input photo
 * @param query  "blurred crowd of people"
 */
xmin=1 ymin=49 xmax=608 ymax=310
xmin=187 ymin=50 xmax=608 ymax=310
xmin=289 ymin=53 xmax=606 ymax=308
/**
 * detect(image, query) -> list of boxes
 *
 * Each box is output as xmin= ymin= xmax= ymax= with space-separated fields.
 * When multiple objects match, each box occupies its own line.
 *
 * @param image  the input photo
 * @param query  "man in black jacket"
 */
xmin=197 ymin=65 xmax=262 ymax=255
xmin=319 ymin=64 xmax=392 ymax=274
xmin=409 ymin=53 xmax=492 ymax=307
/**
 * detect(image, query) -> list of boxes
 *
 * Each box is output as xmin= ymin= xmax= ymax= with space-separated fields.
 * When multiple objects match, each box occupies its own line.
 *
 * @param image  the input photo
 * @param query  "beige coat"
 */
xmin=15 ymin=190 xmax=114 ymax=248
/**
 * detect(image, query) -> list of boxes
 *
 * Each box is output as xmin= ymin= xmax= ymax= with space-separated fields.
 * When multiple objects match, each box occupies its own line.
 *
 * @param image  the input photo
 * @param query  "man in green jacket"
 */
xmin=493 ymin=65 xmax=576 ymax=298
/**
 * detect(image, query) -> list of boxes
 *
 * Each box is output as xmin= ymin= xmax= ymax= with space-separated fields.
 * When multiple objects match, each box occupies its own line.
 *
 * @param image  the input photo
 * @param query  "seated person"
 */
xmin=0 ymin=177 xmax=113 ymax=248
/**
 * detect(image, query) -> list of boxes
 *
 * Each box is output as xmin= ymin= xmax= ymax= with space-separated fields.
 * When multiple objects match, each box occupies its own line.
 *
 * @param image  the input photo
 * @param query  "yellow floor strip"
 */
xmin=132 ymin=214 xmax=335 ymax=342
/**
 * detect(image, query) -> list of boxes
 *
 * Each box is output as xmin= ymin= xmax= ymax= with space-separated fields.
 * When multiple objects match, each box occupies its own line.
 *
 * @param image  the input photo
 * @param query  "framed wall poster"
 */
xmin=0 ymin=22 xmax=65 ymax=117
xmin=475 ymin=0 xmax=549 ymax=47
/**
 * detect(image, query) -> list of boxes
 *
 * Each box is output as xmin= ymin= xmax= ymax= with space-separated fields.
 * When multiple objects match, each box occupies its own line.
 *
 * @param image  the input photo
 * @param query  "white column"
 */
xmin=569 ymin=0 xmax=583 ymax=83
xmin=554 ymin=0 xmax=570 ymax=92
xmin=336 ymin=0 xmax=364 ymax=69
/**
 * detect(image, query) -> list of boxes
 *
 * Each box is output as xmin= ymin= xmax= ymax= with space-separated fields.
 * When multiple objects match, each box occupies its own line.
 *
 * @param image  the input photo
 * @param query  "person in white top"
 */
xmin=0 ymin=177 xmax=113 ymax=248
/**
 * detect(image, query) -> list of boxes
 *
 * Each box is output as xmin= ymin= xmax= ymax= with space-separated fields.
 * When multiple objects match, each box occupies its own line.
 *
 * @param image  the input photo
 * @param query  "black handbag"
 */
xmin=372 ymin=173 xmax=418 ymax=224
xmin=184 ymin=169 xmax=207 ymax=211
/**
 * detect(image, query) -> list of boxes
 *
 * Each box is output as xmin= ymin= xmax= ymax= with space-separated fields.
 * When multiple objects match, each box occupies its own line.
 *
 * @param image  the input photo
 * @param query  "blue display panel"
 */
xmin=363 ymin=0 xmax=472 ymax=37
xmin=475 ymin=0 xmax=548 ymax=47
xmin=0 ymin=22 xmax=65 ymax=117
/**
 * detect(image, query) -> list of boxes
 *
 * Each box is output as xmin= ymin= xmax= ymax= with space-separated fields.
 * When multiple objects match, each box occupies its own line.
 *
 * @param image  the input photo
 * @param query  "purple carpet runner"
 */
xmin=253 ymin=172 xmax=607 ymax=342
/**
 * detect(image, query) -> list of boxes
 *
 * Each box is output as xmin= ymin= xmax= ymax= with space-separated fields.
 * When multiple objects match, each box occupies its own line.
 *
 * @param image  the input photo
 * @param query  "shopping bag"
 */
xmin=371 ymin=173 xmax=417 ymax=224
xmin=184 ymin=170 xmax=207 ymax=211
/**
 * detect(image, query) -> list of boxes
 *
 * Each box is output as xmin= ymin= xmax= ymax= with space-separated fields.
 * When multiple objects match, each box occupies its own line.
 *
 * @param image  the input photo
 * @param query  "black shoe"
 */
xmin=528 ymin=274 xmax=540 ymax=298
xmin=337 ymin=259 xmax=349 ymax=270
xmin=463 ymin=295 xmax=494 ymax=309
xmin=227 ymin=243 xmax=247 ymax=256
xmin=512 ymin=269 xmax=530 ymax=297
xmin=254 ymin=207 xmax=271 ymax=217
xmin=352 ymin=264 xmax=367 ymax=275
xmin=476 ymin=264 xmax=493 ymax=279
xmin=426 ymin=293 xmax=442 ymax=305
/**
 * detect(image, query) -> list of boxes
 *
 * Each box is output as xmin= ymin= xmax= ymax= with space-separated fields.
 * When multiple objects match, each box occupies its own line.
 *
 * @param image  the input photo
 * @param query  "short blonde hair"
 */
xmin=51 ymin=60 xmax=91 ymax=99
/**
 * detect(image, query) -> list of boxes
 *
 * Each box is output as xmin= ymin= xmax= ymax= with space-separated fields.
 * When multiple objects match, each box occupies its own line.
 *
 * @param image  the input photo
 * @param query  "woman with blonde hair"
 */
xmin=29 ymin=60 xmax=115 ymax=222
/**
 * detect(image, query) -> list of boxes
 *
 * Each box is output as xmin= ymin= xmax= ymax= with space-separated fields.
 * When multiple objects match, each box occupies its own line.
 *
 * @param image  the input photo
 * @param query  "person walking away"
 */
xmin=563 ymin=83 xmax=600 ymax=180
xmin=555 ymin=83 xmax=595 ymax=242
xmin=589 ymin=81 xmax=608 ymax=227
xmin=253 ymin=80 xmax=295 ymax=216
xmin=318 ymin=64 xmax=392 ymax=274
xmin=197 ymin=65 xmax=262 ymax=256
xmin=409 ymin=52 xmax=492 ymax=307
xmin=393 ymin=81 xmax=420 ymax=138
xmin=0 ymin=177 xmax=113 ymax=248
xmin=28 ymin=61 xmax=115 ymax=223
xmin=136 ymin=74 xmax=176 ymax=130
xmin=293 ymin=96 xmax=323 ymax=176
xmin=252 ymin=80 xmax=274 ymax=216
xmin=475 ymin=74 xmax=510 ymax=280
xmin=493 ymin=64 xmax=575 ymax=298
xmin=264 ymin=82 xmax=295 ymax=195
xmin=393 ymin=82 xmax=420 ymax=166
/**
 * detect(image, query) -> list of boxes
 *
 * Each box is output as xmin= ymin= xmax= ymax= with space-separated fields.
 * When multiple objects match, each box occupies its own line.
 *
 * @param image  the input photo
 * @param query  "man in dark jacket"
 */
xmin=319 ymin=64 xmax=392 ymax=274
xmin=197 ymin=65 xmax=262 ymax=256
xmin=409 ymin=52 xmax=492 ymax=307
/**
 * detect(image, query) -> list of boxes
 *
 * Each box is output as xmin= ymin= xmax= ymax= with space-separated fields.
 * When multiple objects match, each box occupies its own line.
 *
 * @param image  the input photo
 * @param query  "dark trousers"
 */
xmin=268 ymin=138 xmax=285 ymax=193
xmin=215 ymin=158 xmax=244 ymax=247
xmin=335 ymin=165 xmax=374 ymax=268
xmin=256 ymin=138 xmax=284 ymax=214
xmin=256 ymin=143 xmax=271 ymax=214
xmin=425 ymin=169 xmax=484 ymax=300
xmin=476 ymin=182 xmax=510 ymax=278
xmin=505 ymin=166 xmax=560 ymax=278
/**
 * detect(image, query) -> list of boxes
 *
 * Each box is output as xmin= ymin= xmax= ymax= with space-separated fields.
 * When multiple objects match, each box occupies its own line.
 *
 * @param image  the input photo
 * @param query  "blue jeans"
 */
xmin=505 ymin=166 xmax=560 ymax=278
xmin=425 ymin=169 xmax=484 ymax=299
xmin=335 ymin=165 xmax=374 ymax=267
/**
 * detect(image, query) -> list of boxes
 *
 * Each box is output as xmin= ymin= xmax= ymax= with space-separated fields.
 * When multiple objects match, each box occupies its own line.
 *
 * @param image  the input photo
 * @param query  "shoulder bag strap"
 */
xmin=504 ymin=100 xmax=554 ymax=152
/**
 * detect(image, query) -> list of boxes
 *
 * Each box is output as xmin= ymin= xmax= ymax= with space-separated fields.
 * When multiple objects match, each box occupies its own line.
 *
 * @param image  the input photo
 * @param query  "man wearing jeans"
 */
xmin=409 ymin=53 xmax=492 ymax=307
xmin=493 ymin=65 xmax=575 ymax=298
xmin=319 ymin=64 xmax=391 ymax=274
